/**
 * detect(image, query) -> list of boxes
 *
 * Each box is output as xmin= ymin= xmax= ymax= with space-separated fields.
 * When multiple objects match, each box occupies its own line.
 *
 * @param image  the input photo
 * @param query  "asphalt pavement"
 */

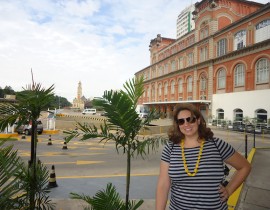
xmin=49 ymin=146 xmax=270 ymax=210
xmin=46 ymin=119 xmax=270 ymax=210
xmin=2 ymin=118 xmax=269 ymax=209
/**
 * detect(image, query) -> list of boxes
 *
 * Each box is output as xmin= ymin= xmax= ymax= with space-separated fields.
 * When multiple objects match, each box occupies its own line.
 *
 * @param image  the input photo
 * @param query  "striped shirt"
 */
xmin=161 ymin=137 xmax=235 ymax=210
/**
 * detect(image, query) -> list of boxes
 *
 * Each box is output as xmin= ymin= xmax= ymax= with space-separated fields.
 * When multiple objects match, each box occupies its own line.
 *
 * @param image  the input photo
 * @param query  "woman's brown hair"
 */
xmin=168 ymin=103 xmax=213 ymax=144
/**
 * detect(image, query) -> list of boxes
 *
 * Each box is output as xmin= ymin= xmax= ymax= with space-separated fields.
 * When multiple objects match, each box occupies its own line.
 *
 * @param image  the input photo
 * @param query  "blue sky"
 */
xmin=0 ymin=0 xmax=269 ymax=102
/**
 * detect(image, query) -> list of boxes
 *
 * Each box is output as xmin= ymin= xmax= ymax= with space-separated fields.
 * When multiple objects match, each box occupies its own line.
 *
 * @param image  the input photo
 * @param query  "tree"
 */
xmin=0 ymin=87 xmax=4 ymax=98
xmin=0 ymin=82 xmax=55 ymax=210
xmin=4 ymin=86 xmax=15 ymax=95
xmin=0 ymin=140 xmax=54 ymax=210
xmin=65 ymin=76 xmax=165 ymax=210
xmin=52 ymin=95 xmax=71 ymax=108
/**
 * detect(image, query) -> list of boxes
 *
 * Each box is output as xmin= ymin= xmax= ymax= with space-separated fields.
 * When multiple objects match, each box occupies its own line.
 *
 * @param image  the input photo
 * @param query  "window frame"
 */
xmin=217 ymin=68 xmax=226 ymax=89
xmin=200 ymin=75 xmax=207 ymax=91
xmin=178 ymin=78 xmax=183 ymax=93
xmin=256 ymin=58 xmax=269 ymax=84
xmin=164 ymin=82 xmax=168 ymax=95
xmin=255 ymin=19 xmax=270 ymax=43
xmin=187 ymin=76 xmax=193 ymax=92
xmin=171 ymin=80 xmax=175 ymax=94
xmin=234 ymin=30 xmax=246 ymax=50
xmin=234 ymin=64 xmax=245 ymax=87
xmin=217 ymin=38 xmax=227 ymax=57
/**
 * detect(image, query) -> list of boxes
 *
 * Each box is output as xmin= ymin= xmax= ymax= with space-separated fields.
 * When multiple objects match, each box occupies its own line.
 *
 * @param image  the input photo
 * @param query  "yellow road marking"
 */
xmin=88 ymin=147 xmax=108 ymax=150
xmin=57 ymin=173 xmax=159 ymax=179
xmin=19 ymin=152 xmax=105 ymax=157
xmin=44 ymin=160 xmax=104 ymax=165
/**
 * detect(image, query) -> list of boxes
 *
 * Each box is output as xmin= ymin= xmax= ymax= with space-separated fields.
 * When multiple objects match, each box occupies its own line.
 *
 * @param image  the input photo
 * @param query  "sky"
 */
xmin=1 ymin=0 xmax=269 ymax=102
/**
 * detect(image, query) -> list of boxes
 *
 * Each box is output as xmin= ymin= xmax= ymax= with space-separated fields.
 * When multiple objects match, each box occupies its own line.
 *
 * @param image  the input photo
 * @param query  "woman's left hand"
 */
xmin=219 ymin=184 xmax=230 ymax=202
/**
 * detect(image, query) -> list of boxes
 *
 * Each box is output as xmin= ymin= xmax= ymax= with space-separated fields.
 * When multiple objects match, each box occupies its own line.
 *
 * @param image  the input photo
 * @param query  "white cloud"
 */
xmin=0 ymin=0 xmax=269 ymax=102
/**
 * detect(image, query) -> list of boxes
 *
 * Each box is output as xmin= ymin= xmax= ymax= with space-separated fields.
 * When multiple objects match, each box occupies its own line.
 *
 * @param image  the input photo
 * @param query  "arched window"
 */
xmin=256 ymin=58 xmax=269 ymax=84
xmin=234 ymin=64 xmax=245 ymax=87
xmin=152 ymin=69 xmax=156 ymax=78
xmin=159 ymin=66 xmax=163 ymax=76
xmin=187 ymin=53 xmax=193 ymax=66
xmin=151 ymin=85 xmax=155 ymax=101
xmin=158 ymin=84 xmax=162 ymax=96
xmin=179 ymin=57 xmax=184 ymax=69
xmin=217 ymin=68 xmax=226 ymax=89
xmin=200 ymin=27 xmax=209 ymax=40
xmin=216 ymin=109 xmax=224 ymax=124
xmin=200 ymin=74 xmax=207 ymax=91
xmin=234 ymin=30 xmax=246 ymax=50
xmin=178 ymin=78 xmax=183 ymax=93
xmin=171 ymin=80 xmax=175 ymax=94
xmin=216 ymin=108 xmax=224 ymax=120
xmin=187 ymin=76 xmax=193 ymax=92
xmin=255 ymin=19 xmax=270 ymax=43
xmin=234 ymin=108 xmax=243 ymax=121
xmin=171 ymin=60 xmax=176 ymax=71
xmin=164 ymin=82 xmax=168 ymax=95
xmin=164 ymin=64 xmax=168 ymax=74
xmin=255 ymin=109 xmax=267 ymax=123
xmin=200 ymin=46 xmax=208 ymax=62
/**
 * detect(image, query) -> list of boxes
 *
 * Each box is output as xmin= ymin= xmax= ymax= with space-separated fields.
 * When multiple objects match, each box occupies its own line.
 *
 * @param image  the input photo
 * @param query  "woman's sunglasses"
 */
xmin=176 ymin=116 xmax=197 ymax=125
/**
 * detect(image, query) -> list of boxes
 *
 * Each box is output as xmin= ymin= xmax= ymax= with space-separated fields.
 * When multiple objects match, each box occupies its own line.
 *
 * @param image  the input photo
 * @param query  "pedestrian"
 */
xmin=156 ymin=103 xmax=251 ymax=210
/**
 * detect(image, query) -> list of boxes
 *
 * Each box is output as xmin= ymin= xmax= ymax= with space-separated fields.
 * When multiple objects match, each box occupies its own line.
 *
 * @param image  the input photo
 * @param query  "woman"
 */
xmin=156 ymin=103 xmax=251 ymax=210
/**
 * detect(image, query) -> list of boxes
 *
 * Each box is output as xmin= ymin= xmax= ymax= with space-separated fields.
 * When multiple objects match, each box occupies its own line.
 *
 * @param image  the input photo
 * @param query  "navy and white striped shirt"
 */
xmin=161 ymin=137 xmax=235 ymax=210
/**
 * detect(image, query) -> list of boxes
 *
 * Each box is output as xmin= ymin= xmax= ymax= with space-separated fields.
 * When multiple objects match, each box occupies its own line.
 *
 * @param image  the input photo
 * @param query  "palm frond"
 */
xmin=122 ymin=76 xmax=144 ymax=106
xmin=0 ymin=140 xmax=24 ymax=209
xmin=15 ymin=160 xmax=55 ymax=209
xmin=70 ymin=183 xmax=143 ymax=210
xmin=133 ymin=136 xmax=168 ymax=158
xmin=128 ymin=199 xmax=144 ymax=210
xmin=0 ymin=84 xmax=55 ymax=132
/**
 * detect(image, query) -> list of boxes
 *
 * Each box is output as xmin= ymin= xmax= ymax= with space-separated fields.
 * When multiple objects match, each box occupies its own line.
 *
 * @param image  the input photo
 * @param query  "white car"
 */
xmin=82 ymin=108 xmax=96 ymax=115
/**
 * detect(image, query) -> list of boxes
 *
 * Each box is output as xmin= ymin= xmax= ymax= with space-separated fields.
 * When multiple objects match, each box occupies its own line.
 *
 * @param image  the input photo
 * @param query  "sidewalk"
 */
xmin=236 ymin=148 xmax=270 ymax=210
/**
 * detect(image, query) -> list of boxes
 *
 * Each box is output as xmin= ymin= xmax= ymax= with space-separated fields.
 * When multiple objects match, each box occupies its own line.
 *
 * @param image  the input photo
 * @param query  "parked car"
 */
xmin=227 ymin=122 xmax=233 ymax=129
xmin=15 ymin=120 xmax=44 ymax=135
xmin=232 ymin=121 xmax=245 ymax=132
xmin=245 ymin=124 xmax=255 ymax=133
xmin=254 ymin=125 xmax=263 ymax=134
xmin=211 ymin=119 xmax=217 ymax=126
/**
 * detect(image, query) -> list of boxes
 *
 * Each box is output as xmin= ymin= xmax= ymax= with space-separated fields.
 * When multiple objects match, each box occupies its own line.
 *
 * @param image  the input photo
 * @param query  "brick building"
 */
xmin=135 ymin=0 xmax=270 ymax=124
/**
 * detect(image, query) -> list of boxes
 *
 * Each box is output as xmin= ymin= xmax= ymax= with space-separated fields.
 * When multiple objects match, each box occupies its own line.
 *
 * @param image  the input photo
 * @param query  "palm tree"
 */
xmin=0 ymin=82 xmax=55 ymax=210
xmin=0 ymin=140 xmax=25 ymax=209
xmin=0 ymin=140 xmax=55 ymax=210
xmin=65 ymin=76 xmax=165 ymax=210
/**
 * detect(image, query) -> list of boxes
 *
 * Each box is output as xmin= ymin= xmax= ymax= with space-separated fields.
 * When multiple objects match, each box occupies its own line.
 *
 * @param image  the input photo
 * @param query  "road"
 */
xmin=7 ymin=125 xmax=270 ymax=200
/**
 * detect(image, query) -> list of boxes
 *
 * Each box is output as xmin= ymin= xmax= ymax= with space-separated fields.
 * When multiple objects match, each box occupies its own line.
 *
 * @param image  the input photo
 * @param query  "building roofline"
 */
xmin=135 ymin=2 xmax=270 ymax=76
xmin=195 ymin=0 xmax=264 ymax=8
xmin=143 ymin=100 xmax=211 ymax=105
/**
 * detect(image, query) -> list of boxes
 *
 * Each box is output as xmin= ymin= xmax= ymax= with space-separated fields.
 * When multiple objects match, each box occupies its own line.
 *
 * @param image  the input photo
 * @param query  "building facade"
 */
xmin=176 ymin=4 xmax=195 ymax=39
xmin=135 ymin=0 xmax=270 ymax=124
